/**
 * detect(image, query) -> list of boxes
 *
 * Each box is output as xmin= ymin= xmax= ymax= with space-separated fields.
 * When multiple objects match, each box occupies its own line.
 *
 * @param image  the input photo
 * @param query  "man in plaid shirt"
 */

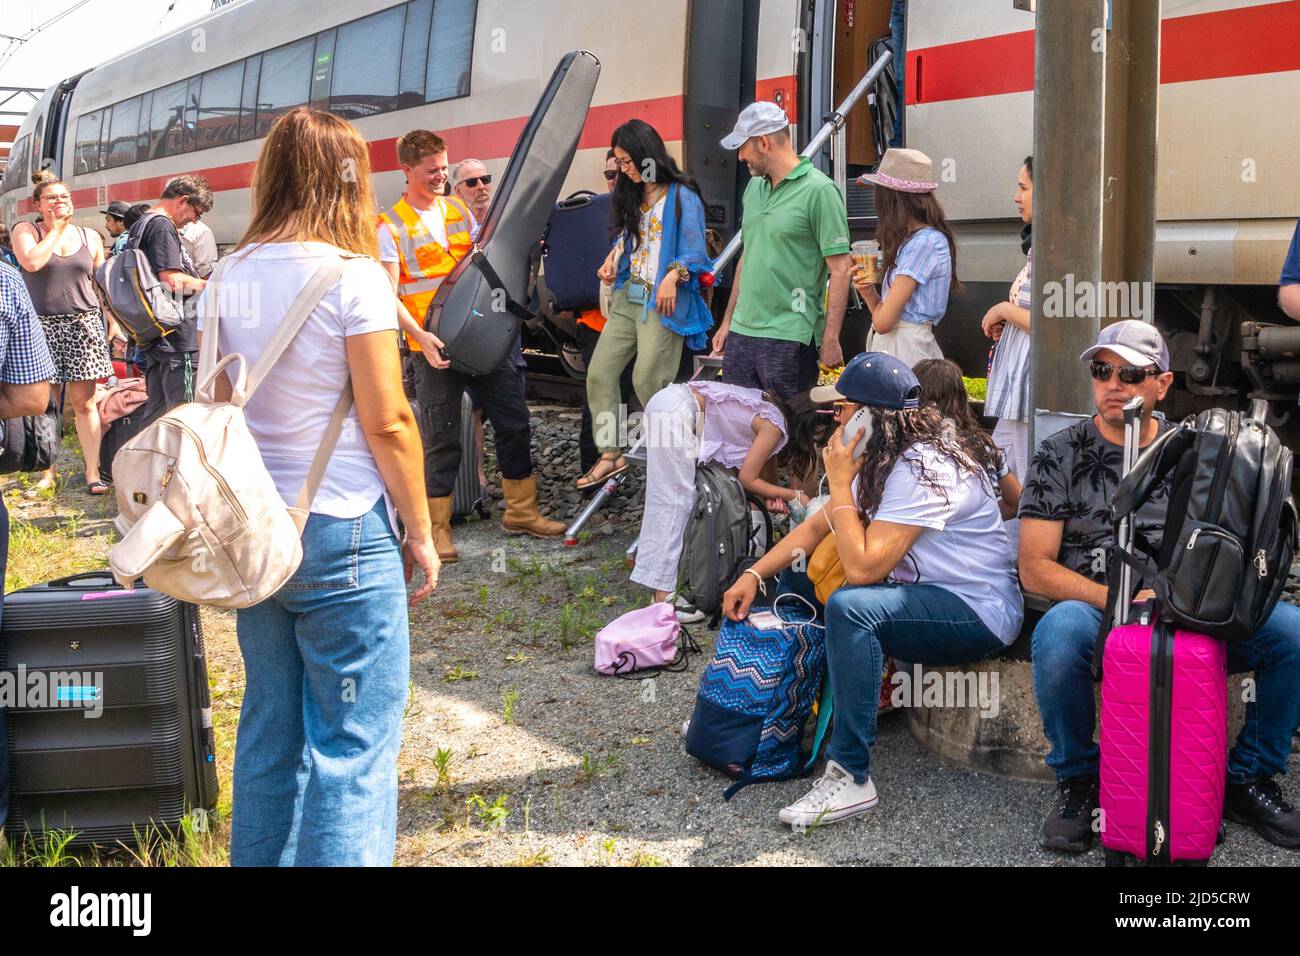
xmin=0 ymin=258 xmax=57 ymax=834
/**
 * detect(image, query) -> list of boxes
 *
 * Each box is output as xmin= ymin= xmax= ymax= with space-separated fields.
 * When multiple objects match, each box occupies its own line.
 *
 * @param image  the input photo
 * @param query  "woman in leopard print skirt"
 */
xmin=12 ymin=172 xmax=122 ymax=495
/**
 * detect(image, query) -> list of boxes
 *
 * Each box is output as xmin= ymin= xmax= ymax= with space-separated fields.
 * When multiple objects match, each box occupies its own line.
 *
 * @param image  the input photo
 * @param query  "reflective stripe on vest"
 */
xmin=378 ymin=195 xmax=474 ymax=350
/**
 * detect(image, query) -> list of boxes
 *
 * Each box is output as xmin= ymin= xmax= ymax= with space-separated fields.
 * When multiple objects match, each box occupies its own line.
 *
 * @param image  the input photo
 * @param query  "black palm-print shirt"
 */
xmin=1018 ymin=417 xmax=1173 ymax=585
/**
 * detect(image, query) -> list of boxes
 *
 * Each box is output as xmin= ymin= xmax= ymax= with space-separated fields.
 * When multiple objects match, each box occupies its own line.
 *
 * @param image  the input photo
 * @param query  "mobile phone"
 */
xmin=841 ymin=407 xmax=872 ymax=459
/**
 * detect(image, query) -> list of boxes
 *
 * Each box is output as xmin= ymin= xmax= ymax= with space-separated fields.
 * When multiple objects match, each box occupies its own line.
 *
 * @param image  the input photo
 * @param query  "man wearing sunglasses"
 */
xmin=452 ymin=159 xmax=493 ymax=237
xmin=1021 ymin=319 xmax=1300 ymax=854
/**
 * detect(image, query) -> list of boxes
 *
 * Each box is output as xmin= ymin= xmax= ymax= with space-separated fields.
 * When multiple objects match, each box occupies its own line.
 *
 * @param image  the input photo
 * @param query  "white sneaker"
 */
xmin=779 ymin=760 xmax=878 ymax=829
xmin=674 ymin=598 xmax=706 ymax=625
xmin=680 ymin=718 xmax=691 ymax=737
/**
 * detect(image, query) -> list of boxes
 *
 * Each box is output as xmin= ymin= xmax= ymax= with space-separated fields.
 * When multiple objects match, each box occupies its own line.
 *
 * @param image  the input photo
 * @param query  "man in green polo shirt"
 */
xmin=713 ymin=101 xmax=853 ymax=398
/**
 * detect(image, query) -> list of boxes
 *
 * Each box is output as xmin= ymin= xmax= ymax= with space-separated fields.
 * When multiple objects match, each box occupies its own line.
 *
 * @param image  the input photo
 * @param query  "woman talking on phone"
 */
xmin=719 ymin=352 xmax=1022 ymax=830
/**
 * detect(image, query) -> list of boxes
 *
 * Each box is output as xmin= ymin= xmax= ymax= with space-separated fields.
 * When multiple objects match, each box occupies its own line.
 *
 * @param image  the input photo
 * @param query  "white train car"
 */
xmin=0 ymin=0 xmax=805 ymax=249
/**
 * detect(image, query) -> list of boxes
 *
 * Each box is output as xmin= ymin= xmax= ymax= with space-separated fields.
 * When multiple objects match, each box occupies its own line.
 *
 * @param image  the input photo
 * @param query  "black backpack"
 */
xmin=0 ymin=395 xmax=62 ymax=474
xmin=1109 ymin=405 xmax=1296 ymax=642
xmin=677 ymin=463 xmax=772 ymax=623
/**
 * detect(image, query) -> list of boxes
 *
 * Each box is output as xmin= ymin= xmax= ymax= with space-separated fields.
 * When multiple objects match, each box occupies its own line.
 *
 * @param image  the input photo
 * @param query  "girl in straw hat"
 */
xmin=852 ymin=148 xmax=963 ymax=369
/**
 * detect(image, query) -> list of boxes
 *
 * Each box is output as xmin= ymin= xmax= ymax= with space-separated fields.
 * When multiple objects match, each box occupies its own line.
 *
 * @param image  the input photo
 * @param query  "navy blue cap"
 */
xmin=809 ymin=352 xmax=921 ymax=410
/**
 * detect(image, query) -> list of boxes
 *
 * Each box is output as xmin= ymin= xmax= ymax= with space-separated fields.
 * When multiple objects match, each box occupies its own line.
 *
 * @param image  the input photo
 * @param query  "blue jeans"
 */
xmin=890 ymin=0 xmax=907 ymax=147
xmin=231 ymin=497 xmax=410 ymax=866
xmin=1032 ymin=599 xmax=1300 ymax=784
xmin=824 ymin=583 xmax=1005 ymax=783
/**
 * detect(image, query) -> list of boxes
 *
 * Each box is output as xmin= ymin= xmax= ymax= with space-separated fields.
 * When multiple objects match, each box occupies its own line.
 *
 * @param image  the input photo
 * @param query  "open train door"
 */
xmin=427 ymin=50 xmax=601 ymax=377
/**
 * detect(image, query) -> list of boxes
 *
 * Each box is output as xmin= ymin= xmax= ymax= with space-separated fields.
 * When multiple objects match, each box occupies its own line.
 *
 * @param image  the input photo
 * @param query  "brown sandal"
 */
xmin=574 ymin=454 xmax=628 ymax=491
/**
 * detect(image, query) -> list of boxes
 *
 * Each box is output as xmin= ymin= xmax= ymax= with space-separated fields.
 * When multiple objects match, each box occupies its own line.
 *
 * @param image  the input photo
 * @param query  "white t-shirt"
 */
xmin=857 ymin=443 xmax=1023 ymax=644
xmin=194 ymin=242 xmax=398 ymax=520
xmin=377 ymin=199 xmax=478 ymax=264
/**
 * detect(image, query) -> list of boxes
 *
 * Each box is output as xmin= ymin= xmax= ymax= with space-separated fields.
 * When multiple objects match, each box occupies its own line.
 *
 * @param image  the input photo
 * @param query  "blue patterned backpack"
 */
xmin=684 ymin=594 xmax=829 ymax=798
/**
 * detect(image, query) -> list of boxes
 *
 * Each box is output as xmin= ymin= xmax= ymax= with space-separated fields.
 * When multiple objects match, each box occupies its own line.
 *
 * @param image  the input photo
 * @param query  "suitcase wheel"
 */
xmin=475 ymin=502 xmax=489 ymax=520
xmin=1104 ymin=849 xmax=1127 ymax=868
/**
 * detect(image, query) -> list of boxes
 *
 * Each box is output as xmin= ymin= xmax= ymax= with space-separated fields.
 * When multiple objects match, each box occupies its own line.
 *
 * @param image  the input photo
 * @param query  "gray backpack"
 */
xmin=93 ymin=212 xmax=185 ymax=345
xmin=677 ymin=462 xmax=771 ymax=622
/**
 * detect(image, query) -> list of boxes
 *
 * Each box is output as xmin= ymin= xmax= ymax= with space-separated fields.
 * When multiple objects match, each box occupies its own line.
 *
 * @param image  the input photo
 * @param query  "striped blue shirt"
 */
xmin=0 ymin=261 xmax=56 ymax=385
xmin=881 ymin=226 xmax=953 ymax=325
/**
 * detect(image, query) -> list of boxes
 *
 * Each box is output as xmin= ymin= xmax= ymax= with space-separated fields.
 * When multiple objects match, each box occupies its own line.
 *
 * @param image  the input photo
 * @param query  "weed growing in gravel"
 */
xmin=478 ymin=584 xmax=489 ymax=607
xmin=442 ymin=665 xmax=479 ymax=683
xmin=558 ymin=604 xmax=578 ymax=650
xmin=506 ymin=847 xmax=551 ymax=867
xmin=505 ymin=653 xmax=531 ymax=665
xmin=403 ymin=680 xmax=423 ymax=720
xmin=596 ymin=837 xmax=617 ymax=866
xmin=502 ymin=686 xmax=519 ymax=725
xmin=2 ymin=827 xmax=77 ymax=867
xmin=578 ymin=529 xmax=592 ymax=545
xmin=466 ymin=793 xmax=510 ymax=831
xmin=433 ymin=748 xmax=453 ymax=789
xmin=577 ymin=752 xmax=620 ymax=782
xmin=632 ymin=851 xmax=667 ymax=867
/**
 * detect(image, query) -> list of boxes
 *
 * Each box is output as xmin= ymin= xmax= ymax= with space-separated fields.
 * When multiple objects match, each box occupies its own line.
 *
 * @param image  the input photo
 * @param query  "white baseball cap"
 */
xmin=720 ymin=102 xmax=791 ymax=150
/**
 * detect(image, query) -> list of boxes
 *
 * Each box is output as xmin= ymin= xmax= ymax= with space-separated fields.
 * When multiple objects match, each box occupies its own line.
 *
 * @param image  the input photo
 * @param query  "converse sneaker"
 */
xmin=674 ymin=597 xmax=706 ymax=625
xmin=778 ymin=760 xmax=878 ymax=829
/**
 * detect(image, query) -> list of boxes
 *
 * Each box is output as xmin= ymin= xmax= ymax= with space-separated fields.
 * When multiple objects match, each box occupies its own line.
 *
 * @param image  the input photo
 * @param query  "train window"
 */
xmin=256 ymin=37 xmax=313 ymax=137
xmin=136 ymin=91 xmax=153 ymax=161
xmin=32 ymin=116 xmax=44 ymax=175
xmin=239 ymin=56 xmax=261 ymax=142
xmin=399 ymin=0 xmax=433 ymax=109
xmin=106 ymin=96 xmax=143 ymax=168
xmin=2 ymin=134 xmax=30 ymax=193
xmin=310 ymin=29 xmax=336 ymax=110
xmin=330 ymin=7 xmax=403 ymax=118
xmin=149 ymin=80 xmax=188 ymax=159
xmin=197 ymin=61 xmax=244 ymax=151
xmin=73 ymin=113 xmax=103 ymax=175
xmin=183 ymin=77 xmax=201 ymax=152
xmin=425 ymin=0 xmax=477 ymax=102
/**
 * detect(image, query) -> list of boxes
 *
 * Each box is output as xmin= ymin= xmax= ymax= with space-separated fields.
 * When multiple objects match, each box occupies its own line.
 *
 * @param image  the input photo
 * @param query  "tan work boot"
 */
xmin=501 ymin=476 xmax=566 ymax=538
xmin=427 ymin=496 xmax=460 ymax=563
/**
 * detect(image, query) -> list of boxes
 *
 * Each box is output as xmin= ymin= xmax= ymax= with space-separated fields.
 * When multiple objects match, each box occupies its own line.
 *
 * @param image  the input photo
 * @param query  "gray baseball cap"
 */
xmin=1079 ymin=320 xmax=1170 ymax=372
xmin=720 ymin=102 xmax=790 ymax=150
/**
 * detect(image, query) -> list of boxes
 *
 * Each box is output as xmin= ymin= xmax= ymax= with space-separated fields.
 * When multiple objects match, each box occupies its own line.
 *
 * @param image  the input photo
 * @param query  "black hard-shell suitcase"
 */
xmin=0 ymin=572 xmax=218 ymax=846
xmin=99 ymin=409 xmax=146 ymax=484
xmin=540 ymin=190 xmax=613 ymax=313
xmin=429 ymin=50 xmax=601 ymax=376
xmin=411 ymin=391 xmax=486 ymax=520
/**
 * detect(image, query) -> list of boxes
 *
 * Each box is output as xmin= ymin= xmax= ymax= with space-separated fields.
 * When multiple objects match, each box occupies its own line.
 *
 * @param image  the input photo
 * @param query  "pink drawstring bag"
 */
xmin=594 ymin=602 xmax=699 ymax=677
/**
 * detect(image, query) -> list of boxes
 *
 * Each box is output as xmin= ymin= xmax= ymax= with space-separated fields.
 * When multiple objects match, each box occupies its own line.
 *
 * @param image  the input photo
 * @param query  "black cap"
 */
xmin=101 ymin=200 xmax=131 ymax=219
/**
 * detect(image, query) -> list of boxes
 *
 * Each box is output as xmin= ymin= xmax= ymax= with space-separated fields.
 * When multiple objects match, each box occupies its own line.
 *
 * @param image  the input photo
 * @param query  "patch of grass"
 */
xmin=578 ymin=529 xmax=593 ymax=545
xmin=595 ymin=836 xmax=617 ymax=866
xmin=504 ymin=652 xmax=531 ymax=665
xmin=441 ymin=665 xmax=479 ymax=683
xmin=501 ymin=686 xmax=519 ymax=725
xmin=963 ymin=376 xmax=987 ymax=402
xmin=478 ymin=584 xmax=489 ymax=607
xmin=557 ymin=603 xmax=579 ymax=650
xmin=403 ymin=680 xmax=423 ymax=720
xmin=4 ymin=512 xmax=107 ymax=594
xmin=632 ymin=850 xmax=668 ymax=867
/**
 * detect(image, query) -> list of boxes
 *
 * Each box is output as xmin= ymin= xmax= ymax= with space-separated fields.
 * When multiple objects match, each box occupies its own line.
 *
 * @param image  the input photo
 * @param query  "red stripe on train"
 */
xmin=906 ymin=0 xmax=1300 ymax=105
xmin=35 ymin=93 xmax=686 ymax=212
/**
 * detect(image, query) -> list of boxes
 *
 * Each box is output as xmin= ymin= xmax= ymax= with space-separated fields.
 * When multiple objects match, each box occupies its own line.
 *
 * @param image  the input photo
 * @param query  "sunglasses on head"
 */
xmin=1089 ymin=361 xmax=1160 ymax=384
xmin=603 ymin=170 xmax=618 ymax=181
xmin=460 ymin=174 xmax=492 ymax=188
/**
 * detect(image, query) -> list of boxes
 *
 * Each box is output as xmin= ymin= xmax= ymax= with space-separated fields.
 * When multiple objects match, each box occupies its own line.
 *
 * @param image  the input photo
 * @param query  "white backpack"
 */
xmin=109 ymin=250 xmax=357 ymax=608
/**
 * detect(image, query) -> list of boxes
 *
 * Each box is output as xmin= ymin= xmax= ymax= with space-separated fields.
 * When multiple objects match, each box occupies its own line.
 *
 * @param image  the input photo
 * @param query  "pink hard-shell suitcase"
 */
xmin=1096 ymin=397 xmax=1228 ymax=866
xmin=1098 ymin=615 xmax=1227 ymax=864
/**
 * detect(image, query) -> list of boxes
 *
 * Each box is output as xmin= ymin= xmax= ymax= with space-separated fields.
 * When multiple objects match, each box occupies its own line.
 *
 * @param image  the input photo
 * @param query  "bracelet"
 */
xmin=742 ymin=567 xmax=767 ymax=597
xmin=831 ymin=505 xmax=859 ymax=520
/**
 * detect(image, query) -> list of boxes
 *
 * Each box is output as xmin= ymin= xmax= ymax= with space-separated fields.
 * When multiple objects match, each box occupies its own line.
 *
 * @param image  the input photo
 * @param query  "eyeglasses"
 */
xmin=1089 ymin=361 xmax=1160 ymax=384
xmin=186 ymin=198 xmax=208 ymax=220
xmin=603 ymin=170 xmax=618 ymax=181
xmin=459 ymin=175 xmax=492 ymax=188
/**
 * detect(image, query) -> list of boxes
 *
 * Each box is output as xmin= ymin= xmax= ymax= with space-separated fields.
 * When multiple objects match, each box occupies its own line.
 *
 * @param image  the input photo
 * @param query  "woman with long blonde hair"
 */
xmin=196 ymin=106 xmax=436 ymax=866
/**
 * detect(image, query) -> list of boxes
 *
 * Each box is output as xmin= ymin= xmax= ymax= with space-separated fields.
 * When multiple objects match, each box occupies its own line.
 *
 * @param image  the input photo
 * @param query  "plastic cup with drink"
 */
xmin=851 ymin=240 xmax=880 ymax=285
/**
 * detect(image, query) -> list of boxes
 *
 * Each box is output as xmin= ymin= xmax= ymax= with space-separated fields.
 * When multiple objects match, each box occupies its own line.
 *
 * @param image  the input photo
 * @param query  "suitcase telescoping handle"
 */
xmin=1094 ymin=397 xmax=1145 ymax=680
xmin=47 ymin=570 xmax=124 ymax=588
xmin=1113 ymin=396 xmax=1145 ymax=631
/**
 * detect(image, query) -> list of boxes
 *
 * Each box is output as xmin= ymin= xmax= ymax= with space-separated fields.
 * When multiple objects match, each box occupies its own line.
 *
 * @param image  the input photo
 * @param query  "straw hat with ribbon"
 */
xmin=857 ymin=148 xmax=938 ymax=194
